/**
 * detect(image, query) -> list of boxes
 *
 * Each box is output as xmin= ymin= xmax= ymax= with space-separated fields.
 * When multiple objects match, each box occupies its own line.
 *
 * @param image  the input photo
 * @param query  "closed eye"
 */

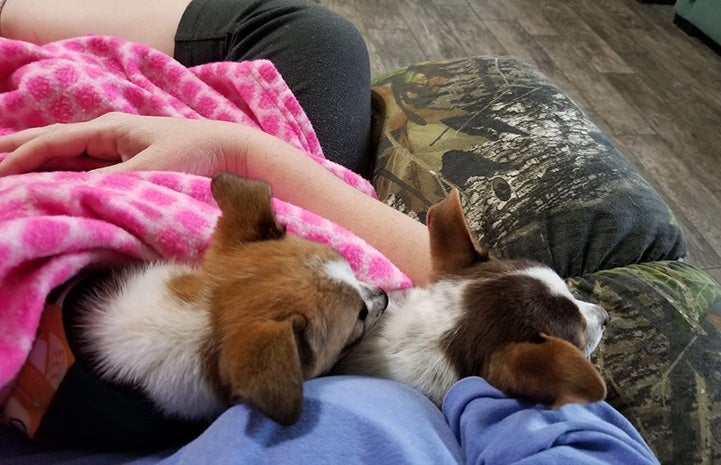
xmin=341 ymin=324 xmax=365 ymax=354
xmin=358 ymin=303 xmax=368 ymax=322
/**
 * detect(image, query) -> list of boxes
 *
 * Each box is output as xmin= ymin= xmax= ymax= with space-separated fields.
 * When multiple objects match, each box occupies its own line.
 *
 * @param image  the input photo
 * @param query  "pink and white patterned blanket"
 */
xmin=0 ymin=36 xmax=411 ymax=393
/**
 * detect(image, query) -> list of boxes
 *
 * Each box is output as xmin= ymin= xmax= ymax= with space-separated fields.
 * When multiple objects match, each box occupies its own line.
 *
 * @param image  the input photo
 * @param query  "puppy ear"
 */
xmin=218 ymin=315 xmax=307 ymax=425
xmin=426 ymin=188 xmax=489 ymax=275
xmin=210 ymin=173 xmax=285 ymax=246
xmin=485 ymin=333 xmax=607 ymax=408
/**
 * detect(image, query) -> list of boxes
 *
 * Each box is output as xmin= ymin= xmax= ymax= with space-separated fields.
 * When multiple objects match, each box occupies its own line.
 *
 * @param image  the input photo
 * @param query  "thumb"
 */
xmin=91 ymin=148 xmax=158 ymax=174
xmin=92 ymin=163 xmax=136 ymax=174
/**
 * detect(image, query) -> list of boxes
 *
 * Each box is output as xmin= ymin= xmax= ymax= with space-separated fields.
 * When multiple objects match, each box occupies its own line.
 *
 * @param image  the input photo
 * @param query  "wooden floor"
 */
xmin=320 ymin=0 xmax=721 ymax=284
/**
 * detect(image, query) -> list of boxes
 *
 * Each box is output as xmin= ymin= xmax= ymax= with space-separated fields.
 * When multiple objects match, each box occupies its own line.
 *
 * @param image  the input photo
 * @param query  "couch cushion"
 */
xmin=568 ymin=261 xmax=721 ymax=464
xmin=370 ymin=57 xmax=686 ymax=277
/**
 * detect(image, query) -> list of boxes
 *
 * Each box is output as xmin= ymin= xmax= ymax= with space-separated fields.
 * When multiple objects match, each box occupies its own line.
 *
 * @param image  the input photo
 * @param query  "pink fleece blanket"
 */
xmin=0 ymin=36 xmax=412 ymax=393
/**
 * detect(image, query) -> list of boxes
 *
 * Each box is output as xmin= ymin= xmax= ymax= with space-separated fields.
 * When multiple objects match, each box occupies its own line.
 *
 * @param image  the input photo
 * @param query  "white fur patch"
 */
xmin=337 ymin=263 xmax=608 ymax=407
xmin=336 ymin=279 xmax=467 ymax=405
xmin=323 ymin=259 xmax=363 ymax=292
xmin=518 ymin=266 xmax=574 ymax=298
xmin=323 ymin=258 xmax=387 ymax=323
xmin=518 ymin=265 xmax=606 ymax=356
xmin=77 ymin=263 xmax=224 ymax=421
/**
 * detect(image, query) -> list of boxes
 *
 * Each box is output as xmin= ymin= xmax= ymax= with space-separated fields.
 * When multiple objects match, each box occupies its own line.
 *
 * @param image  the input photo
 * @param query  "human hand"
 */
xmin=0 ymin=112 xmax=433 ymax=285
xmin=0 ymin=112 xmax=248 ymax=176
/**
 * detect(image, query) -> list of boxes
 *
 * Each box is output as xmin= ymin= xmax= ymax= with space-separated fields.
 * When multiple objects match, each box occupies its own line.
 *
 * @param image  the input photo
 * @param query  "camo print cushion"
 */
xmin=369 ymin=57 xmax=721 ymax=465
xmin=370 ymin=57 xmax=686 ymax=277
xmin=569 ymin=262 xmax=721 ymax=465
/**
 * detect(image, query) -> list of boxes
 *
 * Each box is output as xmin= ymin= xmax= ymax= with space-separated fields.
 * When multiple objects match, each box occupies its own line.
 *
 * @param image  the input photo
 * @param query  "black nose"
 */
xmin=360 ymin=288 xmax=388 ymax=321
xmin=378 ymin=289 xmax=389 ymax=312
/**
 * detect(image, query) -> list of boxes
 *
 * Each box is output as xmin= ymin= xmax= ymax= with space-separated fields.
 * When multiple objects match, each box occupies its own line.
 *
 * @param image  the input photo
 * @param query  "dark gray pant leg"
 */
xmin=175 ymin=0 xmax=373 ymax=177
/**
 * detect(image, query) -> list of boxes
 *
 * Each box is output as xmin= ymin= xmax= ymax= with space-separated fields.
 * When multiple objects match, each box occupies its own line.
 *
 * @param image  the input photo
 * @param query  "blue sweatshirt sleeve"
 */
xmin=442 ymin=376 xmax=660 ymax=465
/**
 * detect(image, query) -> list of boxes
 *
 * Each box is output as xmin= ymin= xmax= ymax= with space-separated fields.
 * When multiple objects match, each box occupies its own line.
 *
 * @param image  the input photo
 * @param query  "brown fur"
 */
xmin=426 ymin=188 xmax=489 ymax=275
xmin=168 ymin=174 xmax=370 ymax=425
xmin=432 ymin=189 xmax=606 ymax=407
xmin=486 ymin=334 xmax=607 ymax=408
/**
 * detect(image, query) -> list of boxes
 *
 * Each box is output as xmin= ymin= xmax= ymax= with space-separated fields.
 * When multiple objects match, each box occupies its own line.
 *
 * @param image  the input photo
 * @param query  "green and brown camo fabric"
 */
xmin=370 ymin=57 xmax=685 ymax=277
xmin=370 ymin=57 xmax=721 ymax=464
xmin=571 ymin=262 xmax=721 ymax=464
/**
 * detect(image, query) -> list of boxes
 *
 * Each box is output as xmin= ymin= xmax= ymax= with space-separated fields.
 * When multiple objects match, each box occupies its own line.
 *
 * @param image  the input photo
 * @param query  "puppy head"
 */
xmin=192 ymin=174 xmax=387 ymax=425
xmin=430 ymin=189 xmax=608 ymax=408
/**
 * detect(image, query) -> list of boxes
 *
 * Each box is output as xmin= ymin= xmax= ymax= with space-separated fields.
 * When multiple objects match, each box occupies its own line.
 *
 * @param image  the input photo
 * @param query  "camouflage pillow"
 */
xmin=370 ymin=57 xmax=686 ymax=277
xmin=569 ymin=261 xmax=721 ymax=464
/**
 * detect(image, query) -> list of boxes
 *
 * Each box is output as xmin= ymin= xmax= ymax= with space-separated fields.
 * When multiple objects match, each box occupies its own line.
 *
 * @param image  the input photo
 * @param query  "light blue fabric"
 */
xmin=1 ymin=375 xmax=660 ymax=465
xmin=162 ymin=376 xmax=462 ymax=465
xmin=443 ymin=376 xmax=660 ymax=465
xmin=0 ymin=376 xmax=463 ymax=465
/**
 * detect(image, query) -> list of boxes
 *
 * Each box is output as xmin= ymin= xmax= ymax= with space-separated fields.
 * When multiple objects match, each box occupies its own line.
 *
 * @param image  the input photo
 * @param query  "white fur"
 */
xmin=519 ymin=266 xmax=573 ymax=298
xmin=77 ymin=263 xmax=224 ymax=421
xmin=576 ymin=302 xmax=608 ymax=356
xmin=324 ymin=259 xmax=387 ymax=325
xmin=336 ymin=279 xmax=467 ymax=405
xmin=323 ymin=259 xmax=363 ymax=293
xmin=338 ymin=264 xmax=607 ymax=404
xmin=77 ymin=257 xmax=388 ymax=422
xmin=519 ymin=266 xmax=607 ymax=356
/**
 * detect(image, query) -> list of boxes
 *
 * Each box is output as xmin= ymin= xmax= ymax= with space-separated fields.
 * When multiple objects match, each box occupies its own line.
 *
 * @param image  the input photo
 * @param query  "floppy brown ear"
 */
xmin=485 ymin=333 xmax=607 ymax=408
xmin=217 ymin=315 xmax=306 ymax=425
xmin=210 ymin=173 xmax=285 ymax=247
xmin=426 ymin=188 xmax=489 ymax=275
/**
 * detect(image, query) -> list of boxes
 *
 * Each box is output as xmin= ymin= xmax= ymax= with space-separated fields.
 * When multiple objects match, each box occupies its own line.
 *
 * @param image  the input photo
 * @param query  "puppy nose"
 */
xmin=374 ymin=288 xmax=389 ymax=313
xmin=361 ymin=286 xmax=388 ymax=318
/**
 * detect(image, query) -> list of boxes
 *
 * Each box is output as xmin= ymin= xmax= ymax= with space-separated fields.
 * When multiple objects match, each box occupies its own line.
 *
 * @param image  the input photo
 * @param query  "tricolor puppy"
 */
xmin=71 ymin=173 xmax=388 ymax=426
xmin=335 ymin=189 xmax=608 ymax=408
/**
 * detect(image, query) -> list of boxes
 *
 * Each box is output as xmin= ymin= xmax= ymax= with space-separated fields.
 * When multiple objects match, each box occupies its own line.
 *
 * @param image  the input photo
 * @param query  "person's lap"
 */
xmin=0 ymin=0 xmax=374 ymax=177
xmin=0 ymin=3 xmax=418 ymax=459
xmin=0 ymin=376 xmax=464 ymax=465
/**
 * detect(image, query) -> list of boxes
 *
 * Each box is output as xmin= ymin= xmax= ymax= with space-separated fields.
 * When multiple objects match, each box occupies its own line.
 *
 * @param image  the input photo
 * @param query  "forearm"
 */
xmin=0 ymin=114 xmax=432 ymax=284
xmin=230 ymin=128 xmax=432 ymax=286
xmin=0 ymin=0 xmax=190 ymax=55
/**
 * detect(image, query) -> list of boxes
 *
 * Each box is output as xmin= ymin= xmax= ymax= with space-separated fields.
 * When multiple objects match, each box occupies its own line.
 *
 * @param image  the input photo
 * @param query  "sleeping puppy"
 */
xmin=69 ymin=173 xmax=388 ymax=426
xmin=334 ymin=189 xmax=608 ymax=408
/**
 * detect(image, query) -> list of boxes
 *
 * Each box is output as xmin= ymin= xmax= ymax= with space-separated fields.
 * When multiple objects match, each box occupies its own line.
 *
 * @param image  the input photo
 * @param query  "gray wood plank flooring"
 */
xmin=319 ymin=0 xmax=721 ymax=283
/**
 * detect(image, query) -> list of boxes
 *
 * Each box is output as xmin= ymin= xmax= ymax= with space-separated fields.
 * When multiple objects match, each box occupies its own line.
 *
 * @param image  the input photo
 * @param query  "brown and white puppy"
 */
xmin=334 ymin=189 xmax=608 ymax=408
xmin=72 ymin=173 xmax=388 ymax=426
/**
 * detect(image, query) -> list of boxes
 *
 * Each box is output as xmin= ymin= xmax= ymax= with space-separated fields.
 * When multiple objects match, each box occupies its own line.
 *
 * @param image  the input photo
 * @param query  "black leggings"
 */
xmin=174 ymin=0 xmax=373 ymax=178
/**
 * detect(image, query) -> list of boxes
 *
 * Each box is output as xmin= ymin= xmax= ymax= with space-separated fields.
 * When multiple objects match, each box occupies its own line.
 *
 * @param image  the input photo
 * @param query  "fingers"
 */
xmin=0 ymin=114 xmax=235 ymax=177
xmin=0 ymin=126 xmax=63 ymax=175
xmin=92 ymin=153 xmax=149 ymax=174
xmin=0 ymin=128 xmax=74 ymax=175
xmin=0 ymin=126 xmax=55 ymax=153
xmin=43 ymin=157 xmax=117 ymax=172
xmin=0 ymin=118 xmax=129 ymax=176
